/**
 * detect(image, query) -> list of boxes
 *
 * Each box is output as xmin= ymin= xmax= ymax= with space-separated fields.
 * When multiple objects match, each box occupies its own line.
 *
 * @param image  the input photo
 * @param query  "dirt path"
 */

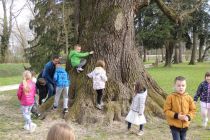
xmin=0 ymin=90 xmax=209 ymax=140
xmin=0 ymin=84 xmax=19 ymax=92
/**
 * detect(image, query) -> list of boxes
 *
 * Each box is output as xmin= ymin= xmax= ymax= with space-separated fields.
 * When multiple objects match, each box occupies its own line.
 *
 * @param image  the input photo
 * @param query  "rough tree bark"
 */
xmin=40 ymin=0 xmax=202 ymax=124
xmin=164 ymin=41 xmax=174 ymax=67
xmin=0 ymin=0 xmax=14 ymax=63
xmin=64 ymin=0 xmax=167 ymax=124
xmin=189 ymin=27 xmax=198 ymax=65
xmin=173 ymin=43 xmax=179 ymax=64
xmin=178 ymin=42 xmax=183 ymax=63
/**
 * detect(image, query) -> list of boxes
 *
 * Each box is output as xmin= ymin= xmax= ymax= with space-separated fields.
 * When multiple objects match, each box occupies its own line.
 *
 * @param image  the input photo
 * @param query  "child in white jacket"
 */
xmin=125 ymin=81 xmax=147 ymax=136
xmin=87 ymin=60 xmax=108 ymax=110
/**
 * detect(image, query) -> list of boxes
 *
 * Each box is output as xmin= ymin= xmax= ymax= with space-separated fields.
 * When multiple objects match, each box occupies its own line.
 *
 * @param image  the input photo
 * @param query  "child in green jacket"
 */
xmin=69 ymin=44 xmax=94 ymax=73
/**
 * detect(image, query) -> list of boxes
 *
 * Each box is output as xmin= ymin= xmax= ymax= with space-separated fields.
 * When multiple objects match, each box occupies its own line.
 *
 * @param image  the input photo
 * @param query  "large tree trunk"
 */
xmin=189 ymin=27 xmax=198 ymax=65
xmin=164 ymin=41 xmax=174 ymax=67
xmin=178 ymin=41 xmax=183 ymax=63
xmin=173 ymin=43 xmax=179 ymax=64
xmin=65 ymin=0 xmax=166 ymax=124
xmin=197 ymin=35 xmax=205 ymax=62
xmin=0 ymin=0 xmax=13 ymax=63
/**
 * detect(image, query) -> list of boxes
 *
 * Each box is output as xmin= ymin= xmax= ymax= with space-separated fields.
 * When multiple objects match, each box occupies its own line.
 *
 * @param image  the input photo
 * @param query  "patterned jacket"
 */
xmin=194 ymin=81 xmax=210 ymax=103
xmin=130 ymin=89 xmax=147 ymax=115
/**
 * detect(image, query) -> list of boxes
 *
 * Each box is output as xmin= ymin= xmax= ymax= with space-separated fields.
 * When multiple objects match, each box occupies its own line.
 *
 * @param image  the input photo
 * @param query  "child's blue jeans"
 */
xmin=170 ymin=126 xmax=187 ymax=140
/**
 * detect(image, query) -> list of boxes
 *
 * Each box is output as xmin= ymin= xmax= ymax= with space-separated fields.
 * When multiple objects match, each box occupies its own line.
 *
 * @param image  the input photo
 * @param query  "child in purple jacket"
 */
xmin=194 ymin=72 xmax=210 ymax=128
xmin=17 ymin=70 xmax=37 ymax=132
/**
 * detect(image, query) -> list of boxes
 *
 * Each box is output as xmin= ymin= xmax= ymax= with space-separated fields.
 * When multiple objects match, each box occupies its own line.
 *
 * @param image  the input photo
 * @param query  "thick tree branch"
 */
xmin=154 ymin=0 xmax=203 ymax=25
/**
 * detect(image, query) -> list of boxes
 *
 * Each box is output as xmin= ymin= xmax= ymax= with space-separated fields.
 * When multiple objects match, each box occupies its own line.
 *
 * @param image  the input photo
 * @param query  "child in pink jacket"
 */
xmin=17 ymin=70 xmax=37 ymax=132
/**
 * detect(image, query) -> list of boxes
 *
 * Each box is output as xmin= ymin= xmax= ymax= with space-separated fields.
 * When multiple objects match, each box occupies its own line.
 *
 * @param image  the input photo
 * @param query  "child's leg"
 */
xmin=63 ymin=87 xmax=69 ymax=109
xmin=127 ymin=122 xmax=132 ymax=130
xmin=207 ymin=108 xmax=210 ymax=125
xmin=53 ymin=87 xmax=63 ymax=107
xmin=77 ymin=59 xmax=87 ymax=68
xmin=96 ymin=89 xmax=103 ymax=105
xmin=201 ymin=106 xmax=208 ymax=127
xmin=21 ymin=105 xmax=33 ymax=125
xmin=47 ymin=83 xmax=55 ymax=100
xmin=180 ymin=128 xmax=187 ymax=140
xmin=139 ymin=124 xmax=144 ymax=131
xmin=170 ymin=127 xmax=181 ymax=140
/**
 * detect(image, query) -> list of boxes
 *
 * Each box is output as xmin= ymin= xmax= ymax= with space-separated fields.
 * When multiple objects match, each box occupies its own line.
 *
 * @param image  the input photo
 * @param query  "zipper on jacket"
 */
xmin=181 ymin=96 xmax=183 ymax=129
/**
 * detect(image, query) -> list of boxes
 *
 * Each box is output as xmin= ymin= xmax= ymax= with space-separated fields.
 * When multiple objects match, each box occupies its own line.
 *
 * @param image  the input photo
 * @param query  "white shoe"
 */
xmin=100 ymin=102 xmax=104 ymax=106
xmin=76 ymin=67 xmax=84 ymax=73
xmin=42 ymin=98 xmax=47 ymax=103
xmin=137 ymin=130 xmax=144 ymax=136
xmin=202 ymin=121 xmax=207 ymax=128
xmin=96 ymin=104 xmax=102 ymax=110
xmin=29 ymin=123 xmax=37 ymax=133
xmin=24 ymin=124 xmax=30 ymax=131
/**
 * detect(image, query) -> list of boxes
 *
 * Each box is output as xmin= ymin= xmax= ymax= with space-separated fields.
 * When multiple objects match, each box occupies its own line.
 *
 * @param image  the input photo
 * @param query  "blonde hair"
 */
xmin=47 ymin=123 xmax=75 ymax=140
xmin=96 ymin=60 xmax=105 ymax=68
xmin=22 ymin=70 xmax=32 ymax=94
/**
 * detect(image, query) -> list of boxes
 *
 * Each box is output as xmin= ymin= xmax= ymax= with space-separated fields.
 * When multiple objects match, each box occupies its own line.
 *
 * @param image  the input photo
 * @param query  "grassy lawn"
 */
xmin=0 ymin=63 xmax=27 ymax=86
xmin=1 ymin=62 xmax=210 ymax=139
xmin=147 ymin=62 xmax=210 ymax=94
xmin=148 ymin=61 xmax=210 ymax=129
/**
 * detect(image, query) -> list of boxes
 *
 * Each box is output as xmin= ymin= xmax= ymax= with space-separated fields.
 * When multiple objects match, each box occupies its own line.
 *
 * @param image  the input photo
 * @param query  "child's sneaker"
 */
xmin=96 ymin=104 xmax=102 ymax=110
xmin=100 ymin=102 xmax=104 ymax=106
xmin=24 ymin=124 xmax=30 ymax=131
xmin=76 ymin=67 xmax=84 ymax=73
xmin=63 ymin=108 xmax=68 ymax=113
xmin=42 ymin=98 xmax=47 ymax=103
xmin=137 ymin=130 xmax=144 ymax=136
xmin=29 ymin=123 xmax=37 ymax=133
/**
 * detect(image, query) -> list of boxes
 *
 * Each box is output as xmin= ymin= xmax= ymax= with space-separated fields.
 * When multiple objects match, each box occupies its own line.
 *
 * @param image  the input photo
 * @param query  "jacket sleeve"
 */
xmin=100 ymin=71 xmax=108 ymax=82
xmin=138 ymin=92 xmax=147 ymax=114
xmin=187 ymin=96 xmax=196 ymax=120
xmin=75 ymin=52 xmax=89 ymax=58
xmin=194 ymin=83 xmax=203 ymax=101
xmin=53 ymin=71 xmax=58 ymax=84
xmin=87 ymin=71 xmax=94 ymax=78
xmin=42 ymin=64 xmax=54 ymax=85
xmin=68 ymin=73 xmax=71 ymax=86
xmin=17 ymin=83 xmax=23 ymax=101
xmin=164 ymin=95 xmax=176 ymax=119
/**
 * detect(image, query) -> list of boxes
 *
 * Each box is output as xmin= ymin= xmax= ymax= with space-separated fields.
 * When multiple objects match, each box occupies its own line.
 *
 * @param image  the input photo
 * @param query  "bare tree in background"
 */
xmin=0 ymin=0 xmax=14 ymax=63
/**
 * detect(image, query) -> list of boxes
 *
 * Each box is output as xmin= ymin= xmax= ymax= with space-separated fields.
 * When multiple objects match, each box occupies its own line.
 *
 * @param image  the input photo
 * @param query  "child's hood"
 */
xmin=56 ymin=67 xmax=66 ymax=73
xmin=93 ymin=67 xmax=105 ymax=74
xmin=172 ymin=92 xmax=189 ymax=96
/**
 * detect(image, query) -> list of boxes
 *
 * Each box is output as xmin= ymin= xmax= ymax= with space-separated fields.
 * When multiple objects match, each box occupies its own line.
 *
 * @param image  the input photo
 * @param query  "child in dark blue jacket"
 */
xmin=53 ymin=62 xmax=70 ymax=113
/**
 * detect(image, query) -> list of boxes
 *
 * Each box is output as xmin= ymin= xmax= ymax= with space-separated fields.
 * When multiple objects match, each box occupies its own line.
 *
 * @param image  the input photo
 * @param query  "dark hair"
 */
xmin=205 ymin=72 xmax=210 ymax=78
xmin=174 ymin=76 xmax=186 ymax=83
xmin=134 ymin=81 xmax=145 ymax=93
xmin=52 ymin=55 xmax=60 ymax=60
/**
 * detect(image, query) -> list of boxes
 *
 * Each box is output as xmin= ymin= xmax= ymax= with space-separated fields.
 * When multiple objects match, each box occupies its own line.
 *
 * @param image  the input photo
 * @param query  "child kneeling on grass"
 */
xmin=164 ymin=76 xmax=196 ymax=140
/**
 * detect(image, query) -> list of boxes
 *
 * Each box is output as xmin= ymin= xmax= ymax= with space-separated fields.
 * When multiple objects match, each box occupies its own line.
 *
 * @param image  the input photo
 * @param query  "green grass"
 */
xmin=147 ymin=62 xmax=210 ymax=94
xmin=147 ymin=62 xmax=210 ymax=128
xmin=0 ymin=63 xmax=27 ymax=86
